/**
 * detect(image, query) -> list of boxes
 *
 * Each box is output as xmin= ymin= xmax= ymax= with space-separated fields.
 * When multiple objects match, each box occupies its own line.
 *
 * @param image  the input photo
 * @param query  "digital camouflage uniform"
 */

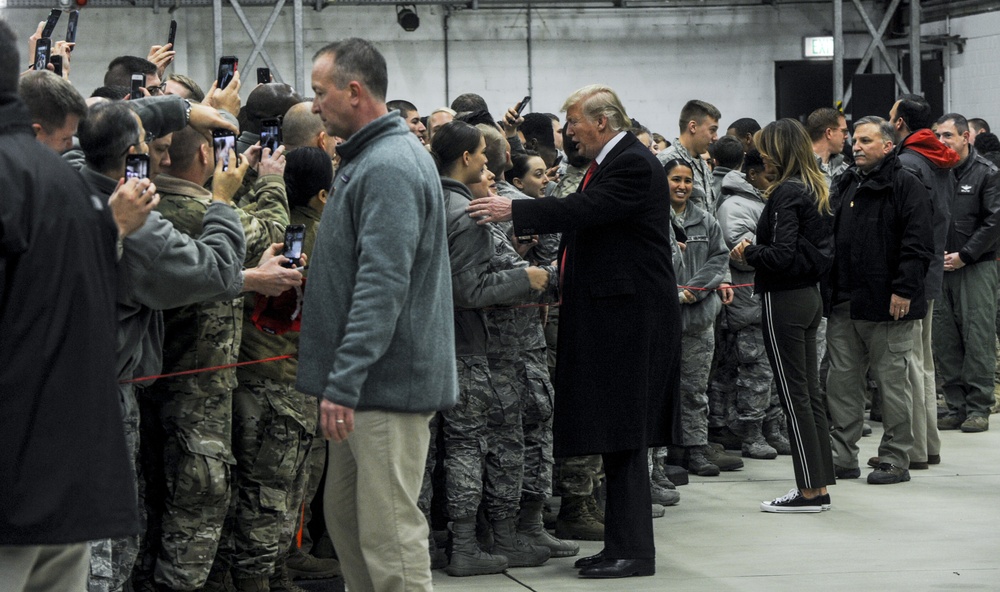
xmin=444 ymin=354 xmax=524 ymax=520
xmin=137 ymin=173 xmax=287 ymax=590
xmin=484 ymin=212 xmax=558 ymax=506
xmin=658 ymin=141 xmax=716 ymax=213
xmin=215 ymin=204 xmax=321 ymax=580
xmin=76 ymin=163 xmax=246 ymax=592
xmin=674 ymin=204 xmax=729 ymax=447
xmin=710 ymin=174 xmax=784 ymax=434
xmin=88 ymin=383 xmax=142 ymax=592
xmin=442 ymin=214 xmax=557 ymax=521
xmin=709 ymin=324 xmax=781 ymax=431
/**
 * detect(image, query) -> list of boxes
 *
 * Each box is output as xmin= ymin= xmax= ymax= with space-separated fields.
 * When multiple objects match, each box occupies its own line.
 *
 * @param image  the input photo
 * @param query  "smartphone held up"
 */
xmin=217 ymin=56 xmax=238 ymax=90
xmin=125 ymin=154 xmax=150 ymax=180
xmin=260 ymin=118 xmax=282 ymax=154
xmin=212 ymin=129 xmax=238 ymax=172
xmin=282 ymin=224 xmax=306 ymax=268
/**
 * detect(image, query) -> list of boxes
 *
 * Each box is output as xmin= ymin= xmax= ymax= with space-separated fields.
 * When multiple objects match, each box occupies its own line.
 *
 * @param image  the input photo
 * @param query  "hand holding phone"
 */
xmin=130 ymin=73 xmax=146 ymax=100
xmin=260 ymin=118 xmax=282 ymax=154
xmin=125 ymin=154 xmax=150 ymax=180
xmin=49 ymin=54 xmax=63 ymax=77
xmin=41 ymin=9 xmax=61 ymax=40
xmin=33 ymin=38 xmax=51 ymax=72
xmin=212 ymin=129 xmax=238 ymax=171
xmin=217 ymin=56 xmax=238 ymax=90
xmin=282 ymin=224 xmax=306 ymax=267
xmin=515 ymin=95 xmax=531 ymax=115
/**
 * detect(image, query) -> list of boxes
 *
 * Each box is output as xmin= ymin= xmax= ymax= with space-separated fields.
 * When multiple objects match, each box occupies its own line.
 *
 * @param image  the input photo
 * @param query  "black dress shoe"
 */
xmin=578 ymin=558 xmax=655 ymax=578
xmin=573 ymin=550 xmax=605 ymax=569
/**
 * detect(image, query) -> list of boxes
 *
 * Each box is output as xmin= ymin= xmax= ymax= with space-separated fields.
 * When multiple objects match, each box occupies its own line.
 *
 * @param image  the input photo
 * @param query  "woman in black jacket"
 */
xmin=731 ymin=118 xmax=836 ymax=512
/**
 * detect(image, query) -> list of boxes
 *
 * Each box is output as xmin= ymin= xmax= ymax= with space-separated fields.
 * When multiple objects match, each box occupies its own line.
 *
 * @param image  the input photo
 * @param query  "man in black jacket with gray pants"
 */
xmin=933 ymin=114 xmax=1000 ymax=434
xmin=826 ymin=116 xmax=934 ymax=485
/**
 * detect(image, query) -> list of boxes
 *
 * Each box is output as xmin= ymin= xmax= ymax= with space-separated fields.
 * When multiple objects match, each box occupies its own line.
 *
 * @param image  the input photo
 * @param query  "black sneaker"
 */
xmin=760 ymin=489 xmax=824 ymax=513
xmin=818 ymin=493 xmax=831 ymax=511
xmin=834 ymin=465 xmax=861 ymax=479
xmin=867 ymin=463 xmax=910 ymax=485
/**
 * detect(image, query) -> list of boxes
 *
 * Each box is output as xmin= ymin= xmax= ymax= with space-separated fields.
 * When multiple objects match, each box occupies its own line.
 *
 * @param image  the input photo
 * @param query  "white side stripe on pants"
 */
xmin=762 ymin=291 xmax=813 ymax=489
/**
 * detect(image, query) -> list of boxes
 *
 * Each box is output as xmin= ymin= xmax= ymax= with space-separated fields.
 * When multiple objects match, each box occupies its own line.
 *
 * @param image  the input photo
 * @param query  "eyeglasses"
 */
xmin=146 ymin=82 xmax=167 ymax=96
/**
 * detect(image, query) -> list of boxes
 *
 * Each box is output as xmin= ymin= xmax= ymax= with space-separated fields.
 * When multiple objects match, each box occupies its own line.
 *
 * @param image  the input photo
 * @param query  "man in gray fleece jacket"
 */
xmin=297 ymin=38 xmax=457 ymax=592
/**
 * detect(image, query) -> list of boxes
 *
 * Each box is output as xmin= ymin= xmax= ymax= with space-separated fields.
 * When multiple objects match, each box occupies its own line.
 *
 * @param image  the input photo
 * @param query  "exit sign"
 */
xmin=804 ymin=36 xmax=835 ymax=58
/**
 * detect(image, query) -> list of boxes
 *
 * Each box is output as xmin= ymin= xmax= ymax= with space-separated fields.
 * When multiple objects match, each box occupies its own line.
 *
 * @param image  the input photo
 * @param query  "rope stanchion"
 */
xmin=121 ymin=354 xmax=295 ymax=385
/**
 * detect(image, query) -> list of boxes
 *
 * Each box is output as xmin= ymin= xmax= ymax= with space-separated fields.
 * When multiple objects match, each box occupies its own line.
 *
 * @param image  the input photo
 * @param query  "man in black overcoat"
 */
xmin=468 ymin=84 xmax=680 ymax=578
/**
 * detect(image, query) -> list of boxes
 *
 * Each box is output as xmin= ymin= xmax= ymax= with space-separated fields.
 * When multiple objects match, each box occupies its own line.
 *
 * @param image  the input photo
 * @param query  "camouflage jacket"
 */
xmin=551 ymin=164 xmax=586 ymax=199
xmin=238 ymin=204 xmax=321 ymax=386
xmin=484 ymin=221 xmax=558 ymax=359
xmin=151 ymin=173 xmax=289 ymax=397
xmin=658 ymin=141 xmax=716 ymax=213
xmin=497 ymin=180 xmax=560 ymax=266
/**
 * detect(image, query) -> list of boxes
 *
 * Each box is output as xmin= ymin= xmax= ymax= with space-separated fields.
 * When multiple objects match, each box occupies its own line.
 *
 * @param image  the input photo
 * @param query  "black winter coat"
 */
xmin=512 ymin=132 xmax=681 ymax=456
xmin=827 ymin=153 xmax=935 ymax=321
xmin=0 ymin=95 xmax=138 ymax=544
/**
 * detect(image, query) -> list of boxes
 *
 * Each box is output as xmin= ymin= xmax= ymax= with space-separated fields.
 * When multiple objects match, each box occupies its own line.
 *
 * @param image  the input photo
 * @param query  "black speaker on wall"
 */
xmin=851 ymin=74 xmax=896 ymax=122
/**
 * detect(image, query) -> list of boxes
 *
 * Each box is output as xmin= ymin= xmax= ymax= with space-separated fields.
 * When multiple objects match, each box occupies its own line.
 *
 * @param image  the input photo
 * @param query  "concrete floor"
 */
xmin=424 ymin=419 xmax=1000 ymax=592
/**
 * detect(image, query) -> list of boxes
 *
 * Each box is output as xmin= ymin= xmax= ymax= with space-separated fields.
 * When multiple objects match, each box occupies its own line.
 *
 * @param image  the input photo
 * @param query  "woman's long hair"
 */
xmin=754 ymin=118 xmax=831 ymax=214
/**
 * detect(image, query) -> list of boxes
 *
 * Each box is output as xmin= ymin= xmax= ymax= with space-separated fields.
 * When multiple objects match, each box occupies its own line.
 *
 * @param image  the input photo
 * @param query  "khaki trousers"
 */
xmin=910 ymin=305 xmax=942 ymax=462
xmin=324 ymin=410 xmax=433 ymax=592
xmin=0 ymin=543 xmax=89 ymax=592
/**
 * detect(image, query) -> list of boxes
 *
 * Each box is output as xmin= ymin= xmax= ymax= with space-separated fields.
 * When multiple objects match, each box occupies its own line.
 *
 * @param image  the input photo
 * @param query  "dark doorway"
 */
xmin=775 ymin=59 xmax=864 ymax=122
xmin=902 ymin=51 xmax=946 ymax=119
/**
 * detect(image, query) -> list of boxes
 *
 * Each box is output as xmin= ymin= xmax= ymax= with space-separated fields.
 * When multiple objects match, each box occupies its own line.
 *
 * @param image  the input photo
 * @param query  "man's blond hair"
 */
xmin=562 ymin=84 xmax=630 ymax=132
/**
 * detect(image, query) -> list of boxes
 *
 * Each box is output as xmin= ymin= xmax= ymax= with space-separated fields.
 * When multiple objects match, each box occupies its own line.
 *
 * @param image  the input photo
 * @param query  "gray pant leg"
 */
xmin=826 ymin=303 xmax=868 ymax=469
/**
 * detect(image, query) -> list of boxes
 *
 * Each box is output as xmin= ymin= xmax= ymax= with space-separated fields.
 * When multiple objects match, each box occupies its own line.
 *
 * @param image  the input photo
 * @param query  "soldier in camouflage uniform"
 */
xmin=666 ymin=161 xmax=732 ymax=476
xmin=74 ymin=99 xmax=248 ymax=592
xmin=137 ymin=127 xmax=288 ymax=591
xmin=214 ymin=148 xmax=337 ymax=591
xmin=713 ymin=162 xmax=786 ymax=460
xmin=483 ymin=189 xmax=575 ymax=558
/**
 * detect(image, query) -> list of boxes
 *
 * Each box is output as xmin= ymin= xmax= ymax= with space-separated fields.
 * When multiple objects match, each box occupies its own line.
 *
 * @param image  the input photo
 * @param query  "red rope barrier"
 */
xmin=678 ymin=282 xmax=755 ymax=291
xmin=121 ymin=354 xmax=295 ymax=385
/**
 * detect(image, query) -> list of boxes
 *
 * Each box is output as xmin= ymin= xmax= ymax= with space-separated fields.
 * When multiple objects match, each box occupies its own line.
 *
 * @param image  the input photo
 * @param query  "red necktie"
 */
xmin=582 ymin=161 xmax=598 ymax=189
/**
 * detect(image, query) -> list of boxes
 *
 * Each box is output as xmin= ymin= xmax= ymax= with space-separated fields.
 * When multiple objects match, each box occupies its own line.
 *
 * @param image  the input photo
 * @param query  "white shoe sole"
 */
xmin=759 ymin=502 xmax=823 ymax=513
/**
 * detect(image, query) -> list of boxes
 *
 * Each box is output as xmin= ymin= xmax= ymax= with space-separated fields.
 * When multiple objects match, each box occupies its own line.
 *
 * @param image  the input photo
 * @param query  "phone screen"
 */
xmin=125 ymin=154 xmax=150 ymax=180
xmin=260 ymin=119 xmax=282 ymax=154
xmin=33 ymin=39 xmax=51 ymax=71
xmin=282 ymin=224 xmax=306 ymax=265
xmin=130 ymin=73 xmax=145 ymax=100
xmin=213 ymin=130 xmax=237 ymax=171
xmin=257 ymin=67 xmax=271 ymax=85
xmin=65 ymin=11 xmax=79 ymax=44
xmin=41 ymin=9 xmax=61 ymax=39
xmin=217 ymin=56 xmax=238 ymax=90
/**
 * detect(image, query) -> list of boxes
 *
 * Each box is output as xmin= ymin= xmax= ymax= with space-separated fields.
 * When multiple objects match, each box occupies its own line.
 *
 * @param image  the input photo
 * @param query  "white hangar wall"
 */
xmin=2 ymin=3 xmax=996 ymax=131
